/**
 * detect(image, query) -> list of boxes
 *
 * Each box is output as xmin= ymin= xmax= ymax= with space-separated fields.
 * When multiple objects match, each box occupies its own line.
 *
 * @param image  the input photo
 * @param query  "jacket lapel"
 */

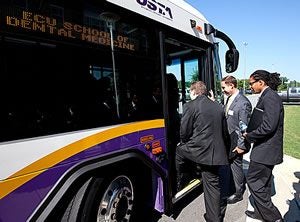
xmin=229 ymin=93 xmax=241 ymax=110
xmin=256 ymin=87 xmax=269 ymax=107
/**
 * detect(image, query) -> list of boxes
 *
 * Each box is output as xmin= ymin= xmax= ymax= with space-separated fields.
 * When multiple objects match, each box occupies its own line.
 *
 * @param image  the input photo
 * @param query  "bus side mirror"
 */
xmin=225 ymin=49 xmax=239 ymax=73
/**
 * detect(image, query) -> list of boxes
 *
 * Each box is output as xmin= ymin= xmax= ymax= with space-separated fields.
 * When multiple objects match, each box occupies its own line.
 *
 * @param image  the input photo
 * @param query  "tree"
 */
xmin=237 ymin=79 xmax=249 ymax=90
xmin=190 ymin=68 xmax=199 ymax=83
xmin=278 ymin=77 xmax=289 ymax=91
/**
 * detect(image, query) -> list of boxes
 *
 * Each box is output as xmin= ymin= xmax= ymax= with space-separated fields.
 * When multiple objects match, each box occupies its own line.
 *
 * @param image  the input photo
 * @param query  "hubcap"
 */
xmin=97 ymin=175 xmax=134 ymax=222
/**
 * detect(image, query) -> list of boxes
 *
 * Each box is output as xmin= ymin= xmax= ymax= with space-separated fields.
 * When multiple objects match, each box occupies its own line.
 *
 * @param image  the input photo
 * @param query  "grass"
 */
xmin=283 ymin=105 xmax=300 ymax=159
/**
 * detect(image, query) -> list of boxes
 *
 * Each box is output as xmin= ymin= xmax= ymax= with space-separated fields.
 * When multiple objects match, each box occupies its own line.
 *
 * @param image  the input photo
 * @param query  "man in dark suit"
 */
xmin=176 ymin=81 xmax=229 ymax=222
xmin=244 ymin=70 xmax=284 ymax=222
xmin=221 ymin=76 xmax=252 ymax=204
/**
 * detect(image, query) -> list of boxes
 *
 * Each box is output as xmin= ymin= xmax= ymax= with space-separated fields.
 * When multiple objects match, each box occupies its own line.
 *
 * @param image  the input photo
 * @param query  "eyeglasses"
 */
xmin=249 ymin=80 xmax=259 ymax=86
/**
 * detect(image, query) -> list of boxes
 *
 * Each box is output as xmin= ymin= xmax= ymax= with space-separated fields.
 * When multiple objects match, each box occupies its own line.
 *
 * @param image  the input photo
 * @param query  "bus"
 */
xmin=0 ymin=0 xmax=239 ymax=221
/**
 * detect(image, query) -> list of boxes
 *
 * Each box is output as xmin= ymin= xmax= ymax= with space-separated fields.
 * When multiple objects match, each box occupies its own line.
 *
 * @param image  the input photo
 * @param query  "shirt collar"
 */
xmin=230 ymin=90 xmax=239 ymax=101
xmin=259 ymin=86 xmax=269 ymax=97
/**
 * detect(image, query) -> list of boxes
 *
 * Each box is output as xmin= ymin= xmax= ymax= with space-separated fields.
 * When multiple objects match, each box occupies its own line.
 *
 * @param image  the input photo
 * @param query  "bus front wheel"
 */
xmin=61 ymin=161 xmax=154 ymax=222
xmin=64 ymin=175 xmax=138 ymax=222
xmin=94 ymin=175 xmax=134 ymax=221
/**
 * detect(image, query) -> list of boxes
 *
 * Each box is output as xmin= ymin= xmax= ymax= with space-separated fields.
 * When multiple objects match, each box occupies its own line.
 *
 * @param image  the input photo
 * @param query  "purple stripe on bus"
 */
xmin=0 ymin=127 xmax=166 ymax=221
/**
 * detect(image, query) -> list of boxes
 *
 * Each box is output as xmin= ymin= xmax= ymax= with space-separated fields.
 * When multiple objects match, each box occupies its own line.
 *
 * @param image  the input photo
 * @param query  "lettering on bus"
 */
xmin=5 ymin=11 xmax=135 ymax=51
xmin=136 ymin=0 xmax=173 ymax=20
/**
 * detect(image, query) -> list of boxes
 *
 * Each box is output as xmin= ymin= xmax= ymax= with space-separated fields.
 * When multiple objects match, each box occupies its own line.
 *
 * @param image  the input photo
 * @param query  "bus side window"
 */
xmin=146 ymin=84 xmax=163 ymax=119
xmin=0 ymin=105 xmax=19 ymax=141
xmin=75 ymin=78 xmax=118 ymax=129
xmin=127 ymin=93 xmax=141 ymax=121
xmin=63 ymin=103 xmax=81 ymax=131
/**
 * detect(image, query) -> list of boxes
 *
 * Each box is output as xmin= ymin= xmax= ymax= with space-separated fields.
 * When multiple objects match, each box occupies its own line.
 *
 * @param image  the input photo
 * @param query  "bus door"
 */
xmin=163 ymin=37 xmax=208 ymax=202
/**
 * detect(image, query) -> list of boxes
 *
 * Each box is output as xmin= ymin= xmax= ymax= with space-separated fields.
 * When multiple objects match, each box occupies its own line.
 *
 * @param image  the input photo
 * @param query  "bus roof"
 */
xmin=107 ymin=0 xmax=213 ymax=43
xmin=167 ymin=0 xmax=208 ymax=21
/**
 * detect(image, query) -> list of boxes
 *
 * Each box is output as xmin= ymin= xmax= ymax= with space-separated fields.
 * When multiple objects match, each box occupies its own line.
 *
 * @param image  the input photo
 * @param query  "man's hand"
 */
xmin=208 ymin=90 xmax=215 ymax=101
xmin=232 ymin=146 xmax=245 ymax=154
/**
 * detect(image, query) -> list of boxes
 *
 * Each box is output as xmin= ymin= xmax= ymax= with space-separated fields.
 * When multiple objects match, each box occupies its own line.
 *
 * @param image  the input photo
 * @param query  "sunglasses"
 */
xmin=249 ymin=80 xmax=259 ymax=86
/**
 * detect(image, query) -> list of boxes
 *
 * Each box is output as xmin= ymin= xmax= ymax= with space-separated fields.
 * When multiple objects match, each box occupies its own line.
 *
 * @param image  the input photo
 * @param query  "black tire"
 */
xmin=61 ymin=178 xmax=95 ymax=222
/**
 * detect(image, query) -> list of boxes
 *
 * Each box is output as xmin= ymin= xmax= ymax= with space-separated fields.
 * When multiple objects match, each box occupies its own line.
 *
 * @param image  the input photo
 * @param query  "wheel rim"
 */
xmin=97 ymin=175 xmax=134 ymax=222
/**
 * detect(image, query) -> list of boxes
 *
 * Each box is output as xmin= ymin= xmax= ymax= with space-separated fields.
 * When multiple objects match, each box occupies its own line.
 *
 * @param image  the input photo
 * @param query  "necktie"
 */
xmin=225 ymin=96 xmax=231 ymax=116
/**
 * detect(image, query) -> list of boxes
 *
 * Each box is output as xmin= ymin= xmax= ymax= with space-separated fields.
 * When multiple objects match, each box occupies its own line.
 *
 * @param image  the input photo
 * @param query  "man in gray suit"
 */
xmin=221 ymin=76 xmax=252 ymax=204
xmin=176 ymin=81 xmax=230 ymax=222
xmin=244 ymin=70 xmax=284 ymax=222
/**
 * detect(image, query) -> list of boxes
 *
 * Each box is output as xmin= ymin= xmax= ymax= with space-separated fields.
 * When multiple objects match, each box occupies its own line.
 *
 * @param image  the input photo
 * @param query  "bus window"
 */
xmin=184 ymin=58 xmax=198 ymax=101
xmin=166 ymin=39 xmax=206 ymax=114
xmin=212 ymin=43 xmax=224 ymax=103
xmin=0 ymin=1 xmax=162 ymax=142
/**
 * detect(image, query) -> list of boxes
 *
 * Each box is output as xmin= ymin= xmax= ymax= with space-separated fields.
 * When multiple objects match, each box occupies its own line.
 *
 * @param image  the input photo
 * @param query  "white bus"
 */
xmin=0 ymin=0 xmax=239 ymax=221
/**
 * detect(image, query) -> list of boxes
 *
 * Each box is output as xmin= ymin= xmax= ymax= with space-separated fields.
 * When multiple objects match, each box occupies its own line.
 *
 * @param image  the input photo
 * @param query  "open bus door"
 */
xmin=161 ymin=33 xmax=208 ymax=213
xmin=161 ymin=24 xmax=239 ymax=214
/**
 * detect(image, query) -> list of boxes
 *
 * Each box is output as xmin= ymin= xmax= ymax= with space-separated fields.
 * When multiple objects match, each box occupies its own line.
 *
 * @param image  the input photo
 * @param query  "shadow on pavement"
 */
xmin=171 ymin=185 xmax=204 ymax=220
xmin=152 ymin=185 xmax=204 ymax=222
xmin=284 ymin=171 xmax=300 ymax=222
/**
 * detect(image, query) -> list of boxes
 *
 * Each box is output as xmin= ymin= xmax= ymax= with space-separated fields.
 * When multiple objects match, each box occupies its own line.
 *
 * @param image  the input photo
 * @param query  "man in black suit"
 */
xmin=176 ymin=81 xmax=229 ymax=222
xmin=244 ymin=70 xmax=284 ymax=222
xmin=221 ymin=76 xmax=252 ymax=204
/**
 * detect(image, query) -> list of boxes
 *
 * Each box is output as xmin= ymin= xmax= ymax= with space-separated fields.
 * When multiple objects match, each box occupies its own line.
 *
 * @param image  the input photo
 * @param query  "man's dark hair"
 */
xmin=250 ymin=70 xmax=281 ymax=91
xmin=222 ymin=75 xmax=237 ymax=88
xmin=190 ymin=81 xmax=207 ymax=95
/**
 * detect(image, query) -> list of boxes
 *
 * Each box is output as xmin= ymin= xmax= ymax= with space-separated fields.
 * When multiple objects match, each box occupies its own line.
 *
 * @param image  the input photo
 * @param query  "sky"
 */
xmin=185 ymin=0 xmax=300 ymax=82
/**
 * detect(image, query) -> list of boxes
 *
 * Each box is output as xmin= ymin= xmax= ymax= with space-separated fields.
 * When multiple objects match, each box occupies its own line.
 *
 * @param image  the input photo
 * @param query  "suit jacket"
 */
xmin=180 ymin=95 xmax=229 ymax=165
xmin=246 ymin=87 xmax=284 ymax=165
xmin=226 ymin=93 xmax=252 ymax=152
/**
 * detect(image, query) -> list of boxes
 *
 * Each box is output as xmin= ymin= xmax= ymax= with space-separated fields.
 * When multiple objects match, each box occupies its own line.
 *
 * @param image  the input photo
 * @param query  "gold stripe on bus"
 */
xmin=0 ymin=119 xmax=164 ymax=199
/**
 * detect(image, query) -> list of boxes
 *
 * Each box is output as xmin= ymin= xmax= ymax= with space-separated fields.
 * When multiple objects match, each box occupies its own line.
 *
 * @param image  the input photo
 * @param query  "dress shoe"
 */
xmin=245 ymin=210 xmax=263 ymax=220
xmin=227 ymin=193 xmax=243 ymax=204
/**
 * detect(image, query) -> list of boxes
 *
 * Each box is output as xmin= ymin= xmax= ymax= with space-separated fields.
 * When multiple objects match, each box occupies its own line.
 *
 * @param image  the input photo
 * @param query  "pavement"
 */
xmin=243 ymin=153 xmax=300 ymax=222
xmin=158 ymin=154 xmax=300 ymax=222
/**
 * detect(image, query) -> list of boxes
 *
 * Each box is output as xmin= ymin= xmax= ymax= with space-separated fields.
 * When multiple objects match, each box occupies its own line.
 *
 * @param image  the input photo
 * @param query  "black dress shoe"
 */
xmin=227 ymin=194 xmax=243 ymax=204
xmin=245 ymin=210 xmax=263 ymax=220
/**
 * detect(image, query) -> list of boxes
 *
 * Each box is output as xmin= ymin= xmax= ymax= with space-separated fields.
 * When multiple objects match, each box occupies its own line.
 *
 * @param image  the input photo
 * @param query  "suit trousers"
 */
xmin=176 ymin=146 xmax=224 ymax=222
xmin=246 ymin=161 xmax=282 ymax=221
xmin=175 ymin=145 xmax=196 ymax=190
xmin=231 ymin=155 xmax=246 ymax=196
xmin=201 ymin=164 xmax=223 ymax=222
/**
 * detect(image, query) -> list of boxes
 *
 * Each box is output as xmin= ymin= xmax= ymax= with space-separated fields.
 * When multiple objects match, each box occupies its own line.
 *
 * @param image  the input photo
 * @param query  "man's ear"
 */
xmin=259 ymin=80 xmax=266 ymax=86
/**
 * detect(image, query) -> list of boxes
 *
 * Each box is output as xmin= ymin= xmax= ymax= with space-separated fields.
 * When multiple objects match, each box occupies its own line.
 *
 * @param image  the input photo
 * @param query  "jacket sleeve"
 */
xmin=180 ymin=103 xmax=194 ymax=143
xmin=222 ymin=112 xmax=231 ymax=155
xmin=237 ymin=99 xmax=252 ymax=150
